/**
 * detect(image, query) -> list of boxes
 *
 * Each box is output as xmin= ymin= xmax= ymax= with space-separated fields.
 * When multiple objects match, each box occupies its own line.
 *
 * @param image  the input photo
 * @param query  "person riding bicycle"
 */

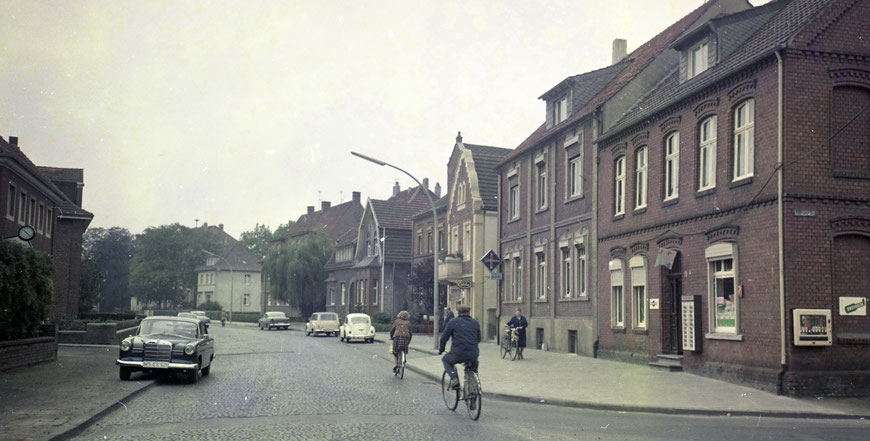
xmin=390 ymin=310 xmax=413 ymax=373
xmin=506 ymin=307 xmax=528 ymax=360
xmin=438 ymin=304 xmax=480 ymax=390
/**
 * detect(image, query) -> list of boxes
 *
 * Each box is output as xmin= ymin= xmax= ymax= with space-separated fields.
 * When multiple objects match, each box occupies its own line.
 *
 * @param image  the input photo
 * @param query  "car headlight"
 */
xmin=369 ymin=328 xmax=375 ymax=334
xmin=184 ymin=343 xmax=196 ymax=355
xmin=120 ymin=338 xmax=132 ymax=352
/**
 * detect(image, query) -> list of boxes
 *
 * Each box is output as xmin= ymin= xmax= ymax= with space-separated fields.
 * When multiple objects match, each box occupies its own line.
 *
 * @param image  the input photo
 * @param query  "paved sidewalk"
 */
xmin=0 ymin=346 xmax=154 ymax=441
xmin=376 ymin=332 xmax=870 ymax=419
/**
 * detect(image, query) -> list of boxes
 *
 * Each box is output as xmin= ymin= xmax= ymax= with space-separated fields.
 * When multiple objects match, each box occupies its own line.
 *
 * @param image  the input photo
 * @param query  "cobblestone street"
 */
xmin=59 ymin=324 xmax=869 ymax=441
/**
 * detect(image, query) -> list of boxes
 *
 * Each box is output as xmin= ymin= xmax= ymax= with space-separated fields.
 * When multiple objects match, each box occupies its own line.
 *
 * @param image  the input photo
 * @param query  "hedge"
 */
xmin=79 ymin=312 xmax=139 ymax=321
xmin=58 ymin=317 xmax=143 ymax=331
xmin=0 ymin=241 xmax=54 ymax=341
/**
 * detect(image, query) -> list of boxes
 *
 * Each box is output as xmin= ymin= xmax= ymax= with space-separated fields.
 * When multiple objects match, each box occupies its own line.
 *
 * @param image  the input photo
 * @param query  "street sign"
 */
xmin=490 ymin=272 xmax=503 ymax=280
xmin=480 ymin=249 xmax=502 ymax=272
xmin=456 ymin=279 xmax=473 ymax=289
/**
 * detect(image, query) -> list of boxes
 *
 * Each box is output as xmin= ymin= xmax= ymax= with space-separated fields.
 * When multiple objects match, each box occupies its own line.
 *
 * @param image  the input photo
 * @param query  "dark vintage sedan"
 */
xmin=117 ymin=316 xmax=215 ymax=383
xmin=258 ymin=311 xmax=291 ymax=330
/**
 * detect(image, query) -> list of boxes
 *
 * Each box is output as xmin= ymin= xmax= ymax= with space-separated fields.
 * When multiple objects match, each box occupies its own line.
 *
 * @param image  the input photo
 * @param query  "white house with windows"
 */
xmin=195 ymin=241 xmax=262 ymax=314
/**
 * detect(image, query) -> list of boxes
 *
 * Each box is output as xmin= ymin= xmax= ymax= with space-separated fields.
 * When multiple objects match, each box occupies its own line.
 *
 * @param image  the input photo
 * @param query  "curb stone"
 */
xmin=47 ymin=379 xmax=156 ymax=441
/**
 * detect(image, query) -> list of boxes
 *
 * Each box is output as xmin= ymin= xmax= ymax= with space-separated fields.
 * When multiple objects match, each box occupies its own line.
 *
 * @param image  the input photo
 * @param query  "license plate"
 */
xmin=143 ymin=361 xmax=169 ymax=369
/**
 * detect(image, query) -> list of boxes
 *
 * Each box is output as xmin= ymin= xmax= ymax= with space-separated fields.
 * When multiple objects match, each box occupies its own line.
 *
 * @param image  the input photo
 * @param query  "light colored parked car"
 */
xmin=305 ymin=312 xmax=340 ymax=336
xmin=340 ymin=313 xmax=375 ymax=343
xmin=258 ymin=311 xmax=291 ymax=331
xmin=189 ymin=310 xmax=210 ymax=324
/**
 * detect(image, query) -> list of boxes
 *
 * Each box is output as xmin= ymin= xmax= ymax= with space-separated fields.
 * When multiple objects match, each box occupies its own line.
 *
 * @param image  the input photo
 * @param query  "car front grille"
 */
xmin=144 ymin=341 xmax=172 ymax=362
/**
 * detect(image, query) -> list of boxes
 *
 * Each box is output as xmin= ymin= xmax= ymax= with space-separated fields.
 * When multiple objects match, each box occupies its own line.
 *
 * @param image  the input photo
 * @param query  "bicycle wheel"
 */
xmin=465 ymin=371 xmax=482 ymax=420
xmin=511 ymin=342 xmax=519 ymax=361
xmin=500 ymin=336 xmax=512 ymax=359
xmin=399 ymin=351 xmax=405 ymax=380
xmin=441 ymin=371 xmax=459 ymax=411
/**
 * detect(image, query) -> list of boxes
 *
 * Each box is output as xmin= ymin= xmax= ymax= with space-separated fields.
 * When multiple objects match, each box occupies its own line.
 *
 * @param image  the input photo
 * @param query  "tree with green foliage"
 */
xmin=80 ymin=227 xmax=134 ymax=312
xmin=128 ymin=224 xmax=225 ymax=309
xmin=408 ymin=257 xmax=435 ymax=315
xmin=272 ymin=220 xmax=295 ymax=240
xmin=239 ymin=223 xmax=273 ymax=260
xmin=0 ymin=241 xmax=54 ymax=340
xmin=264 ymin=232 xmax=333 ymax=317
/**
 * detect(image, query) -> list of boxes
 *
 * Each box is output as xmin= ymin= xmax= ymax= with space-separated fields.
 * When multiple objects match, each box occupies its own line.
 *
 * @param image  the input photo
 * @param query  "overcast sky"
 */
xmin=1 ymin=0 xmax=768 ymax=238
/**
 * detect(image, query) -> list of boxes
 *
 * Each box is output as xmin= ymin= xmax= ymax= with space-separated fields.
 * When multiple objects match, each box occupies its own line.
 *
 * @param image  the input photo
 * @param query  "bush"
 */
xmin=0 ymin=241 xmax=54 ymax=340
xmin=152 ymin=310 xmax=178 ymax=317
xmin=79 ymin=312 xmax=136 ymax=321
xmin=57 ymin=316 xmax=143 ymax=331
xmin=197 ymin=301 xmax=223 ymax=311
xmin=227 ymin=312 xmax=261 ymax=323
xmin=371 ymin=311 xmax=392 ymax=324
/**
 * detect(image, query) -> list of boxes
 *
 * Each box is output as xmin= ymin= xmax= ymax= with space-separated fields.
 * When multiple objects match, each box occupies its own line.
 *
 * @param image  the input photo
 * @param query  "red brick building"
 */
xmin=595 ymin=0 xmax=870 ymax=396
xmin=1 ymin=136 xmax=93 ymax=320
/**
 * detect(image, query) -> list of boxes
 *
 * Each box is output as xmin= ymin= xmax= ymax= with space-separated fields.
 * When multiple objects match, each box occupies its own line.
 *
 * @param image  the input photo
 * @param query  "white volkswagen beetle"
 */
xmin=340 ymin=313 xmax=375 ymax=343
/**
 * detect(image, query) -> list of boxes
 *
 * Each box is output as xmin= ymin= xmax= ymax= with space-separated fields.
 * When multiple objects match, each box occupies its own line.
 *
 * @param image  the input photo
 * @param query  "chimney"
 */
xmin=422 ymin=177 xmax=429 ymax=190
xmin=203 ymin=222 xmax=208 ymax=228
xmin=9 ymin=136 xmax=18 ymax=146
xmin=321 ymin=201 xmax=331 ymax=211
xmin=612 ymin=39 xmax=627 ymax=65
xmin=434 ymin=182 xmax=441 ymax=198
xmin=392 ymin=181 xmax=400 ymax=197
xmin=218 ymin=224 xmax=224 ymax=231
xmin=307 ymin=206 xmax=315 ymax=215
xmin=352 ymin=191 xmax=361 ymax=204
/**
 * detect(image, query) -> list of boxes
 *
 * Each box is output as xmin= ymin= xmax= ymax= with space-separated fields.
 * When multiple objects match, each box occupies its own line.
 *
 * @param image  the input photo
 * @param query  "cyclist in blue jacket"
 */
xmin=438 ymin=305 xmax=480 ymax=390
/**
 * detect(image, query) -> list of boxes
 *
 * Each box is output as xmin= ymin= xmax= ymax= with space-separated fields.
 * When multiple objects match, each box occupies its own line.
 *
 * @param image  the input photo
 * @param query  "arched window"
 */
xmin=699 ymin=115 xmax=717 ymax=190
xmin=664 ymin=132 xmax=680 ymax=200
xmin=614 ymin=157 xmax=626 ymax=216
xmin=733 ymin=99 xmax=754 ymax=180
xmin=635 ymin=147 xmax=648 ymax=209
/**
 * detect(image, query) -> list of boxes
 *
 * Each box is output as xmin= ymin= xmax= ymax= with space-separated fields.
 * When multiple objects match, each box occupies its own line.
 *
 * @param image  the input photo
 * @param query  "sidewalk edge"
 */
xmin=374 ymin=337 xmax=869 ymax=420
xmin=47 ymin=380 xmax=156 ymax=441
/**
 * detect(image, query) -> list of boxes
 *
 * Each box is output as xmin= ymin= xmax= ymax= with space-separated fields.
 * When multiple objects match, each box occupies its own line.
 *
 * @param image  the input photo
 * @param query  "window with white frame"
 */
xmin=610 ymin=259 xmax=625 ymax=327
xmin=509 ymin=177 xmax=520 ymax=219
xmin=561 ymin=247 xmax=572 ymax=298
xmin=463 ymin=222 xmax=471 ymax=261
xmin=536 ymin=160 xmax=548 ymax=210
xmin=37 ymin=202 xmax=44 ymax=233
xmin=5 ymin=183 xmax=15 ymax=220
xmin=699 ymin=116 xmax=717 ymax=190
xmin=18 ymin=191 xmax=26 ymax=225
xmin=451 ymin=225 xmax=459 ymax=254
xmin=417 ymin=231 xmax=423 ymax=255
xmin=243 ymin=294 xmax=250 ymax=306
xmin=707 ymin=242 xmax=738 ymax=334
xmin=29 ymin=197 xmax=36 ymax=226
xmin=328 ymin=288 xmax=335 ymax=305
xmin=554 ymin=96 xmax=568 ymax=124
xmin=509 ymin=257 xmax=523 ymax=301
xmin=427 ymin=229 xmax=433 ymax=253
xmin=366 ymin=233 xmax=372 ymax=256
xmin=359 ymin=282 xmax=366 ymax=305
xmin=688 ymin=42 xmax=709 ymax=79
xmin=568 ymin=155 xmax=583 ymax=199
xmin=635 ymin=147 xmax=647 ymax=209
xmin=733 ymin=99 xmax=755 ymax=180
xmin=244 ymin=274 xmax=251 ymax=285
xmin=630 ymin=255 xmax=647 ymax=329
xmin=45 ymin=206 xmax=52 ymax=237
xmin=576 ymin=244 xmax=587 ymax=298
xmin=457 ymin=182 xmax=466 ymax=206
xmin=664 ymin=132 xmax=680 ymax=200
xmin=340 ymin=283 xmax=346 ymax=305
xmin=614 ymin=157 xmax=625 ymax=216
xmin=536 ymin=250 xmax=546 ymax=300
xmin=438 ymin=226 xmax=444 ymax=251
xmin=372 ymin=280 xmax=378 ymax=305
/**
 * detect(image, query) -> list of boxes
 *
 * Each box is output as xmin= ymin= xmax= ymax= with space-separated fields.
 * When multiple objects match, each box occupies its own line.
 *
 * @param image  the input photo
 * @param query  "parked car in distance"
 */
xmin=190 ymin=310 xmax=211 ymax=324
xmin=178 ymin=312 xmax=198 ymax=319
xmin=117 ymin=316 xmax=215 ymax=384
xmin=305 ymin=312 xmax=340 ymax=336
xmin=259 ymin=311 xmax=291 ymax=331
xmin=340 ymin=313 xmax=375 ymax=343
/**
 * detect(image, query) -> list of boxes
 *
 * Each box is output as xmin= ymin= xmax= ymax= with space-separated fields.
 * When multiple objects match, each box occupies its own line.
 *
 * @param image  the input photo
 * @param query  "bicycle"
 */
xmin=441 ymin=361 xmax=482 ymax=420
xmin=500 ymin=326 xmax=519 ymax=361
xmin=393 ymin=349 xmax=406 ymax=379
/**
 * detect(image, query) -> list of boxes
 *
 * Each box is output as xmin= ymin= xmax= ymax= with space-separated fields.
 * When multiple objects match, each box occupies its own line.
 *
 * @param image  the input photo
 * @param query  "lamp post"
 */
xmin=203 ymin=249 xmax=234 ymax=324
xmin=352 ymin=151 xmax=441 ymax=349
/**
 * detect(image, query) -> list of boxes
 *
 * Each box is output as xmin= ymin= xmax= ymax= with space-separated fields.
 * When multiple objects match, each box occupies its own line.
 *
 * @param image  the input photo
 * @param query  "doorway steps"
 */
xmin=649 ymin=354 xmax=683 ymax=372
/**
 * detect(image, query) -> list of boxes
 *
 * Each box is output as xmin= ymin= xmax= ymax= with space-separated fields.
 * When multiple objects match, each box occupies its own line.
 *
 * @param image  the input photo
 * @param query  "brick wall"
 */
xmin=0 ymin=337 xmax=57 ymax=371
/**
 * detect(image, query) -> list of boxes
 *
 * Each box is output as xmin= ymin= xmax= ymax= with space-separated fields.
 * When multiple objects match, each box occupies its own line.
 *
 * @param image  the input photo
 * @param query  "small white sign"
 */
xmin=649 ymin=298 xmax=660 ymax=310
xmin=839 ymin=297 xmax=867 ymax=316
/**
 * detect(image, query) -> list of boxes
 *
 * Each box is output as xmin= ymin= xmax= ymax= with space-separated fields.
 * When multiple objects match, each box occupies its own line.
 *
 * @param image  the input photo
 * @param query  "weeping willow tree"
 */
xmin=264 ymin=232 xmax=334 ymax=317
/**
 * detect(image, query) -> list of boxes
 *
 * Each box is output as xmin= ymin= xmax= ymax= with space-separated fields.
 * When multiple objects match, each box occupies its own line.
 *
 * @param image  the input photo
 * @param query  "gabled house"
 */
xmin=595 ymin=0 xmax=870 ymax=396
xmin=263 ymin=191 xmax=364 ymax=315
xmin=351 ymin=182 xmax=437 ymax=316
xmin=495 ymin=0 xmax=751 ymax=356
xmin=1 ymin=136 xmax=94 ymax=320
xmin=440 ymin=133 xmax=511 ymax=340
xmin=410 ymin=191 xmax=447 ymax=319
xmin=196 ymin=229 xmax=263 ymax=314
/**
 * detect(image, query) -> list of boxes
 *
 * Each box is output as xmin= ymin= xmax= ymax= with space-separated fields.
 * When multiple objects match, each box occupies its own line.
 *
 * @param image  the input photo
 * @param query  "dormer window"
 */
xmin=554 ymin=96 xmax=568 ymax=125
xmin=688 ymin=42 xmax=709 ymax=79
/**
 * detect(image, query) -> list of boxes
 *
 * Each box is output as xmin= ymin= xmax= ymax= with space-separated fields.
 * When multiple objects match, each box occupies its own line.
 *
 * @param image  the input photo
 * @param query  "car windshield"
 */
xmin=351 ymin=317 xmax=369 ymax=324
xmin=140 ymin=320 xmax=198 ymax=339
xmin=267 ymin=312 xmax=287 ymax=319
xmin=321 ymin=314 xmax=337 ymax=321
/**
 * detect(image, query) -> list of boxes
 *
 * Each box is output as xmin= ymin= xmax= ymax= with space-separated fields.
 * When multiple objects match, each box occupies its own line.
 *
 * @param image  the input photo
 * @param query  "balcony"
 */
xmin=438 ymin=256 xmax=463 ymax=282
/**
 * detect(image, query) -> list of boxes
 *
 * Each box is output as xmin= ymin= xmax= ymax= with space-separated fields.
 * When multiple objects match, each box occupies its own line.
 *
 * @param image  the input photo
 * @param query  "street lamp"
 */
xmin=203 ymin=249 xmax=234 ymax=324
xmin=352 ymin=151 xmax=441 ymax=349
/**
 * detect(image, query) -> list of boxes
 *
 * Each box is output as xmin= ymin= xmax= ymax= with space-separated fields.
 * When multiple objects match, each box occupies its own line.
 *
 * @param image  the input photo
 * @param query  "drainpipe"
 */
xmin=775 ymin=48 xmax=787 ymax=393
xmin=592 ymin=108 xmax=602 ymax=358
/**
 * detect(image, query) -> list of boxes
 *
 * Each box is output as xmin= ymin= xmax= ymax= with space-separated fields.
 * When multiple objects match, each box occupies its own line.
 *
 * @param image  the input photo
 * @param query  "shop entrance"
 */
xmin=665 ymin=253 xmax=683 ymax=355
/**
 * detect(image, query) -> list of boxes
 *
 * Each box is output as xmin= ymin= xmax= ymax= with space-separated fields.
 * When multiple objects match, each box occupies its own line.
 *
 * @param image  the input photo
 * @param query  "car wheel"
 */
xmin=119 ymin=366 xmax=132 ymax=381
xmin=202 ymin=362 xmax=211 ymax=376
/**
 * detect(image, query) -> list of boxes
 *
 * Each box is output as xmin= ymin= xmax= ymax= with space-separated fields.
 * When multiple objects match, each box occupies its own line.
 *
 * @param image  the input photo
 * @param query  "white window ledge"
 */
xmin=705 ymin=332 xmax=744 ymax=341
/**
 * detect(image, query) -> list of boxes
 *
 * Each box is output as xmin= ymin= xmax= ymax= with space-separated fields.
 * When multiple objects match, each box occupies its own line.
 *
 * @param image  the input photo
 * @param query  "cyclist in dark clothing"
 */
xmin=438 ymin=305 xmax=480 ymax=390
xmin=506 ymin=307 xmax=528 ymax=360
